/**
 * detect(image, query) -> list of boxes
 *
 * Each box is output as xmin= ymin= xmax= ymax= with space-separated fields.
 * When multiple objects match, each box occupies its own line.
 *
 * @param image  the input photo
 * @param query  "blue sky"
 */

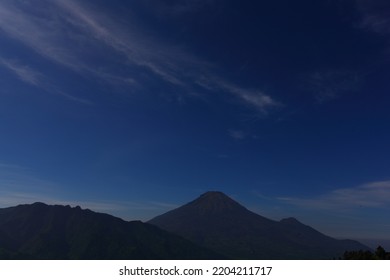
xmin=0 ymin=0 xmax=390 ymax=239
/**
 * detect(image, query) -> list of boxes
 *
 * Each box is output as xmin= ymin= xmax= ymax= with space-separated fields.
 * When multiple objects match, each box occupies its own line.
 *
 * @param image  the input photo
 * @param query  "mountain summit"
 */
xmin=149 ymin=191 xmax=275 ymax=238
xmin=149 ymin=191 xmax=369 ymax=259
xmin=176 ymin=191 xmax=252 ymax=214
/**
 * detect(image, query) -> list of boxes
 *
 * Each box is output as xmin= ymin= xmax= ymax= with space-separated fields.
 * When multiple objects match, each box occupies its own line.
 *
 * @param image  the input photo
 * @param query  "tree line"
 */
xmin=343 ymin=246 xmax=390 ymax=260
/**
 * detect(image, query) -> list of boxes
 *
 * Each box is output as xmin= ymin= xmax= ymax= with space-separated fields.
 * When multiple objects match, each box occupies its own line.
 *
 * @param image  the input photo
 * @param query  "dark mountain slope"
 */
xmin=276 ymin=217 xmax=369 ymax=259
xmin=0 ymin=202 xmax=221 ymax=259
xmin=149 ymin=191 xmax=369 ymax=259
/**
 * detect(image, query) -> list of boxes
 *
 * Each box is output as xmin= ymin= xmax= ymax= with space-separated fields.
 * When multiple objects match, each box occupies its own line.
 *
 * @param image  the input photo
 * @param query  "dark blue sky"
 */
xmin=0 ymin=0 xmax=390 ymax=239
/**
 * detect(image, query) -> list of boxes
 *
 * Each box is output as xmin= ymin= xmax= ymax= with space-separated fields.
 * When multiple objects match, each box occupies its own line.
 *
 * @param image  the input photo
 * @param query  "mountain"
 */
xmin=148 ymin=191 xmax=369 ymax=259
xmin=0 ymin=202 xmax=221 ymax=259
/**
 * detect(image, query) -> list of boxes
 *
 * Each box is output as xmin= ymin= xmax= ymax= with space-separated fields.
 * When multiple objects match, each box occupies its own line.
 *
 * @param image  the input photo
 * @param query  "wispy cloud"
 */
xmin=55 ymin=0 xmax=273 ymax=109
xmin=0 ymin=189 xmax=163 ymax=212
xmin=228 ymin=129 xmax=246 ymax=140
xmin=218 ymin=82 xmax=279 ymax=112
xmin=304 ymin=69 xmax=360 ymax=102
xmin=0 ymin=1 xmax=82 ymax=71
xmin=0 ymin=188 xmax=180 ymax=222
xmin=143 ymin=0 xmax=218 ymax=17
xmin=361 ymin=14 xmax=390 ymax=34
xmin=353 ymin=0 xmax=390 ymax=59
xmin=0 ymin=0 xmax=143 ymax=93
xmin=196 ymin=76 xmax=280 ymax=112
xmin=0 ymin=57 xmax=92 ymax=104
xmin=0 ymin=162 xmax=175 ymax=220
xmin=0 ymin=0 xmax=280 ymax=113
xmin=0 ymin=162 xmax=28 ymax=170
xmin=0 ymin=57 xmax=42 ymax=85
xmin=0 ymin=0 xmax=197 ymax=87
xmin=278 ymin=180 xmax=390 ymax=210
xmin=355 ymin=0 xmax=390 ymax=35
xmin=0 ymin=162 xmax=64 ymax=202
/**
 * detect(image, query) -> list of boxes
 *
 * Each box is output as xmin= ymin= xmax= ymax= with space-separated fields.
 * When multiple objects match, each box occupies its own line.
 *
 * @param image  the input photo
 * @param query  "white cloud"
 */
xmin=278 ymin=180 xmax=390 ymax=210
xmin=221 ymin=83 xmax=279 ymax=112
xmin=46 ymin=0 xmax=200 ymax=86
xmin=196 ymin=77 xmax=280 ymax=112
xmin=0 ymin=0 xmax=280 ymax=113
xmin=0 ymin=0 xmax=135 ymax=87
xmin=0 ymin=56 xmax=92 ymax=104
xmin=0 ymin=58 xmax=42 ymax=85
xmin=0 ymin=1 xmax=81 ymax=70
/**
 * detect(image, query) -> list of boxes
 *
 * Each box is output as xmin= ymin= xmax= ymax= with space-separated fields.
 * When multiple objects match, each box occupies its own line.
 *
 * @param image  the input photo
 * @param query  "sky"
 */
xmin=0 ymin=0 xmax=390 ymax=240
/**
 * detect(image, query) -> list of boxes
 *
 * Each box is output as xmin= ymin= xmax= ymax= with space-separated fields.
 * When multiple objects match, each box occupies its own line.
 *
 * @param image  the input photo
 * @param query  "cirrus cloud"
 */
xmin=278 ymin=180 xmax=390 ymax=210
xmin=0 ymin=0 xmax=280 ymax=113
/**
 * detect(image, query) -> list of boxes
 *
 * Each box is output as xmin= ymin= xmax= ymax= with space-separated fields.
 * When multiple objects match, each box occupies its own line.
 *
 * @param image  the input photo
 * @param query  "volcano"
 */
xmin=149 ymin=191 xmax=369 ymax=259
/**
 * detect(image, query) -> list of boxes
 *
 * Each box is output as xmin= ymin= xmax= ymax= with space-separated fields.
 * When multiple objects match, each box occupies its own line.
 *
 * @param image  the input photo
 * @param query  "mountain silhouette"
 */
xmin=0 ymin=202 xmax=221 ymax=259
xmin=148 ymin=191 xmax=369 ymax=259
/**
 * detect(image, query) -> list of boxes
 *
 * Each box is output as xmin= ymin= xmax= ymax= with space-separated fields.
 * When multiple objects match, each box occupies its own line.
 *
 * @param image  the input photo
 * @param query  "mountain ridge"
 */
xmin=0 ymin=192 xmax=370 ymax=259
xmin=149 ymin=191 xmax=370 ymax=259
xmin=0 ymin=202 xmax=222 ymax=259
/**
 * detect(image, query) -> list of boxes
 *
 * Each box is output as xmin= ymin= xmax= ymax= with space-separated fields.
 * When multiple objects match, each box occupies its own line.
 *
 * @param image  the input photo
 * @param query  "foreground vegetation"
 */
xmin=343 ymin=246 xmax=390 ymax=260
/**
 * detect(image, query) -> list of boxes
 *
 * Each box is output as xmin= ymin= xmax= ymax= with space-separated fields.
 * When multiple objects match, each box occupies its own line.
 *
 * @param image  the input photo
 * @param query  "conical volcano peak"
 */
xmin=280 ymin=217 xmax=301 ymax=225
xmin=148 ymin=192 xmax=371 ymax=260
xmin=188 ymin=191 xmax=247 ymax=213
xmin=199 ymin=191 xmax=230 ymax=199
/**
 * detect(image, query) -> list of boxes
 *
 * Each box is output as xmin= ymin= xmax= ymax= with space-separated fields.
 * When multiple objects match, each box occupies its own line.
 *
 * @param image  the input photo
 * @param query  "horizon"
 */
xmin=2 ymin=194 xmax=390 ymax=251
xmin=1 ymin=191 xmax=389 ymax=247
xmin=1 ymin=0 xmax=390 ymax=241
